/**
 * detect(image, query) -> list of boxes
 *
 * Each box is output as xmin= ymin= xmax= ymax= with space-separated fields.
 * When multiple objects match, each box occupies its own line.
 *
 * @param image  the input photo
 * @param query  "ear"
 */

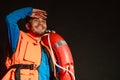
xmin=25 ymin=23 xmax=30 ymax=30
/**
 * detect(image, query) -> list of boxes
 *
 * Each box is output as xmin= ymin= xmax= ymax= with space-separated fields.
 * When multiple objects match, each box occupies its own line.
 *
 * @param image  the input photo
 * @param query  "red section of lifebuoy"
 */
xmin=42 ymin=32 xmax=75 ymax=80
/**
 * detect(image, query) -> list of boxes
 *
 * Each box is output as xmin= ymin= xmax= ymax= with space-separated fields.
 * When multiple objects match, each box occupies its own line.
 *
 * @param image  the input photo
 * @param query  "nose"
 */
xmin=38 ymin=18 xmax=44 ymax=25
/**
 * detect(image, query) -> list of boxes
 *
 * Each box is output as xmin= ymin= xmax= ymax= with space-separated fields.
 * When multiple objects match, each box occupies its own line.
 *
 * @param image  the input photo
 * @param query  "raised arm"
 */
xmin=5 ymin=7 xmax=33 ymax=52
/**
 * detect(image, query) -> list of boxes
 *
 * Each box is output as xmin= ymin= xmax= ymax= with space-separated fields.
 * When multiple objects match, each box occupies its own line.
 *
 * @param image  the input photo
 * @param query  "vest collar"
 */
xmin=26 ymin=33 xmax=41 ymax=45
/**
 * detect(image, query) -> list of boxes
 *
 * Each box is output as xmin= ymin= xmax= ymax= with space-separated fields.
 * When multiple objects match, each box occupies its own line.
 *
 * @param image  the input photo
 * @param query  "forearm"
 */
xmin=6 ymin=7 xmax=33 ymax=24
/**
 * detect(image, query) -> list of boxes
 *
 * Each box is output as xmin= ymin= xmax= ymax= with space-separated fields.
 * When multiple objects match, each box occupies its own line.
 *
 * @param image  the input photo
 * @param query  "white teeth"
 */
xmin=36 ymin=25 xmax=43 ymax=29
xmin=37 ymin=26 xmax=42 ymax=30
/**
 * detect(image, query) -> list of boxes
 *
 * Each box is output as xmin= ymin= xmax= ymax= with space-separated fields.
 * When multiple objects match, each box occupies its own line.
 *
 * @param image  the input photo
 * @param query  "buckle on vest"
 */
xmin=30 ymin=64 xmax=37 ymax=70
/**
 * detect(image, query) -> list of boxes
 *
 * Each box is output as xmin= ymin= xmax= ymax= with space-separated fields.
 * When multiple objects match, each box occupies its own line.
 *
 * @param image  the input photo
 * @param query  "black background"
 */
xmin=0 ymin=0 xmax=119 ymax=80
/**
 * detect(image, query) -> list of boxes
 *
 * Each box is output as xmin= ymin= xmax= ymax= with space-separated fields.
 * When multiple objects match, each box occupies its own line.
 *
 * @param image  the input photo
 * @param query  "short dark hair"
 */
xmin=25 ymin=16 xmax=32 ymax=23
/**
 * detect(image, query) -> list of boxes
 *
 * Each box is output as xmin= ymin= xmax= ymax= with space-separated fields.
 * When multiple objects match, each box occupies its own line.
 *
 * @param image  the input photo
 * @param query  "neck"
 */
xmin=27 ymin=32 xmax=41 ymax=42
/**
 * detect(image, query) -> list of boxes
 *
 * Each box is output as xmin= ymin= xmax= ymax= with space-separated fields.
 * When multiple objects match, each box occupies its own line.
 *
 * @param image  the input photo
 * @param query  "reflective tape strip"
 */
xmin=55 ymin=40 xmax=67 ymax=48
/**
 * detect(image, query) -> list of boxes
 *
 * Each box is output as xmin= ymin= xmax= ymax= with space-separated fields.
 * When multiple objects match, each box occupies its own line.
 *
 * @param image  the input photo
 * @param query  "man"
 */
xmin=2 ymin=7 xmax=75 ymax=80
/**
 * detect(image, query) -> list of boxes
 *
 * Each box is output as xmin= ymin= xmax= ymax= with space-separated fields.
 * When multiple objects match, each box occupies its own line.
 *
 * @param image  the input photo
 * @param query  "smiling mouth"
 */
xmin=36 ymin=25 xmax=44 ymax=29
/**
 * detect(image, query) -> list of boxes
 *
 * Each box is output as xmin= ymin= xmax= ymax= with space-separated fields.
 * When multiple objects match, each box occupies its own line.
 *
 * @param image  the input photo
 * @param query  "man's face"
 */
xmin=28 ymin=17 xmax=47 ymax=36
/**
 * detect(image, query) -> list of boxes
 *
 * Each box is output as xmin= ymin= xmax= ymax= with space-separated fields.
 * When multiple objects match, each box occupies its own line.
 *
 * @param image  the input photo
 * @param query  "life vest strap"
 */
xmin=7 ymin=64 xmax=37 ymax=80
xmin=9 ymin=64 xmax=37 ymax=70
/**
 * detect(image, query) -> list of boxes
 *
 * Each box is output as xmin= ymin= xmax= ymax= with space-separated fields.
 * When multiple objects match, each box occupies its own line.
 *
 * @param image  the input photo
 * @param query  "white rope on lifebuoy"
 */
xmin=42 ymin=31 xmax=75 ymax=80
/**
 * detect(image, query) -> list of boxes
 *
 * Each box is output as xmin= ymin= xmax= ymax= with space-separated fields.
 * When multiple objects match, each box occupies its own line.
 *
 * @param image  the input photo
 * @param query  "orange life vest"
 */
xmin=2 ymin=30 xmax=75 ymax=80
xmin=2 ymin=31 xmax=56 ymax=80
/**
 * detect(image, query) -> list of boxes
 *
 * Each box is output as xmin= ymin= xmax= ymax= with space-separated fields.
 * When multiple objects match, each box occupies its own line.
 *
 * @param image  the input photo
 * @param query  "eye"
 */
xmin=32 ymin=19 xmax=39 ymax=22
xmin=42 ymin=20 xmax=46 ymax=23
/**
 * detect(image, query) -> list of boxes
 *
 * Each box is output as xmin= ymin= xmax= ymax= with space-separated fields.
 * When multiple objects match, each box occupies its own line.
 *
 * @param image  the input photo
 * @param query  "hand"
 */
xmin=30 ymin=8 xmax=47 ymax=19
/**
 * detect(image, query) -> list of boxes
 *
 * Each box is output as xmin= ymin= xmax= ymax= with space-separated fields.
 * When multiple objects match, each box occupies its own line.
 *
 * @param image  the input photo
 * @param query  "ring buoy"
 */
xmin=41 ymin=30 xmax=75 ymax=80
